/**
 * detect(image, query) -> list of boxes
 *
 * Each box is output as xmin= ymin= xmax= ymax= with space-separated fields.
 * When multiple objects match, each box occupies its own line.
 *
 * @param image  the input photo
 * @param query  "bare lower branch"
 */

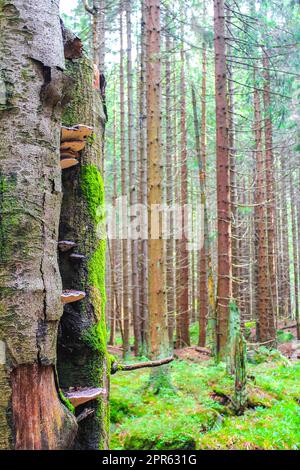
xmin=111 ymin=356 xmax=174 ymax=374
xmin=82 ymin=0 xmax=94 ymax=15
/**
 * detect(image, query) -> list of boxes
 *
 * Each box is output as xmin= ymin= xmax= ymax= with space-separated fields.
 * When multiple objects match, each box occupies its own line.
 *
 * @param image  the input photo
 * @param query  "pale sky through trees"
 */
xmin=60 ymin=0 xmax=77 ymax=15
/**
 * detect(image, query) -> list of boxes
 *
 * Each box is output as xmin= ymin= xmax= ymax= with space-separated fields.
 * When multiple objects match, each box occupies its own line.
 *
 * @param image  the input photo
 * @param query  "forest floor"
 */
xmin=109 ymin=324 xmax=300 ymax=450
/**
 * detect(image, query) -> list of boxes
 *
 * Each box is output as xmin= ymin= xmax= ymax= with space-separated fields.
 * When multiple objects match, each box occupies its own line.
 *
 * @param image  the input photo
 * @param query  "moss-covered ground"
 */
xmin=110 ymin=354 xmax=300 ymax=450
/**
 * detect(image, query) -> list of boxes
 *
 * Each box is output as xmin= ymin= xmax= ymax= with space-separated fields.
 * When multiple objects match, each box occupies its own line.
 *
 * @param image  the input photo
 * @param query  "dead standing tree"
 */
xmin=57 ymin=56 xmax=109 ymax=450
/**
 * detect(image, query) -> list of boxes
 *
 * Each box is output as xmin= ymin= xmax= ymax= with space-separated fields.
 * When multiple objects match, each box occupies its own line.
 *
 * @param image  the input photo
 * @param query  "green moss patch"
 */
xmin=81 ymin=165 xmax=105 ymax=225
xmin=110 ymin=360 xmax=300 ymax=450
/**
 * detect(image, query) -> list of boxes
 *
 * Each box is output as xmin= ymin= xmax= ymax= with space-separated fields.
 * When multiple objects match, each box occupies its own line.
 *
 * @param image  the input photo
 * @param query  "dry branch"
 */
xmin=111 ymin=356 xmax=174 ymax=375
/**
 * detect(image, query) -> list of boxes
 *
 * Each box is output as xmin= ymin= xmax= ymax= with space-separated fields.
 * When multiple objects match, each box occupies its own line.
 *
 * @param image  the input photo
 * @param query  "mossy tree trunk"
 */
xmin=57 ymin=57 xmax=109 ymax=449
xmin=0 ymin=0 xmax=77 ymax=449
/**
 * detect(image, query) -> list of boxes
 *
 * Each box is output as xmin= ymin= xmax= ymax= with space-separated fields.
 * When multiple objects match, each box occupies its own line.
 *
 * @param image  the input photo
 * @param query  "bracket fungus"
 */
xmin=61 ymin=125 xmax=93 ymax=142
xmin=60 ymin=149 xmax=80 ymax=159
xmin=58 ymin=240 xmax=77 ymax=252
xmin=64 ymin=387 xmax=107 ymax=408
xmin=61 ymin=141 xmax=86 ymax=152
xmin=61 ymin=290 xmax=86 ymax=304
xmin=60 ymin=125 xmax=94 ymax=170
xmin=60 ymin=158 xmax=79 ymax=170
xmin=69 ymin=253 xmax=86 ymax=261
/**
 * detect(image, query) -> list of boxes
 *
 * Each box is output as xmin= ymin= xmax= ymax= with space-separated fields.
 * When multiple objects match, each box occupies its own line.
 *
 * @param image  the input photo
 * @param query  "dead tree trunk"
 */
xmin=0 ymin=1 xmax=78 ymax=449
xmin=57 ymin=57 xmax=109 ymax=450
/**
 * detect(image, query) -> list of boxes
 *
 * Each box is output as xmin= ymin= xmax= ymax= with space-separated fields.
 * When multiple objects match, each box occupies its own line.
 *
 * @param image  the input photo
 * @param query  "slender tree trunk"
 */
xmin=171 ymin=45 xmax=178 ymax=346
xmin=227 ymin=11 xmax=238 ymax=304
xmin=289 ymin=171 xmax=300 ymax=339
xmin=262 ymin=51 xmax=276 ymax=338
xmin=198 ymin=7 xmax=209 ymax=346
xmin=119 ymin=9 xmax=130 ymax=358
xmin=165 ymin=30 xmax=176 ymax=349
xmin=87 ymin=0 xmax=106 ymax=73
xmin=280 ymin=158 xmax=292 ymax=322
xmin=146 ymin=0 xmax=169 ymax=367
xmin=214 ymin=0 xmax=232 ymax=358
xmin=139 ymin=0 xmax=149 ymax=353
xmin=126 ymin=0 xmax=141 ymax=355
xmin=176 ymin=26 xmax=190 ymax=348
xmin=108 ymin=82 xmax=118 ymax=346
xmin=253 ymin=73 xmax=274 ymax=344
xmin=191 ymin=85 xmax=208 ymax=348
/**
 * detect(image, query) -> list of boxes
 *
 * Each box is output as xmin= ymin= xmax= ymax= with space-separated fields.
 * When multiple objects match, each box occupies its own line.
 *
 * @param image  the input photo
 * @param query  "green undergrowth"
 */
xmin=110 ymin=359 xmax=300 ymax=450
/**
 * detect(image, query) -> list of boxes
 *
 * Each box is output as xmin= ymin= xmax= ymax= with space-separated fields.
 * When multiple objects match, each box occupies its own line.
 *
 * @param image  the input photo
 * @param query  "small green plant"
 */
xmin=277 ymin=329 xmax=294 ymax=344
xmin=247 ymin=347 xmax=289 ymax=365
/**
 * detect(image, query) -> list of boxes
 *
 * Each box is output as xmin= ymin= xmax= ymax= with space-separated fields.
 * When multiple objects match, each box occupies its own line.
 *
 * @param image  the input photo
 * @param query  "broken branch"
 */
xmin=111 ymin=356 xmax=174 ymax=375
xmin=76 ymin=408 xmax=95 ymax=423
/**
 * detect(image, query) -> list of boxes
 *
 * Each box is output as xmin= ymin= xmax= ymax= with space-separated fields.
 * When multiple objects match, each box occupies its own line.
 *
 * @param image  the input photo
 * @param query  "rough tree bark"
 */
xmin=289 ymin=170 xmax=300 ymax=339
xmin=198 ymin=2 xmax=209 ymax=347
xmin=214 ymin=0 xmax=232 ymax=359
xmin=262 ymin=51 xmax=276 ymax=337
xmin=165 ymin=29 xmax=176 ymax=349
xmin=119 ymin=9 xmax=130 ymax=358
xmin=176 ymin=24 xmax=190 ymax=348
xmin=146 ymin=0 xmax=170 ymax=374
xmin=126 ymin=0 xmax=141 ymax=355
xmin=279 ymin=157 xmax=291 ymax=322
xmin=139 ymin=0 xmax=149 ymax=353
xmin=57 ymin=57 xmax=109 ymax=449
xmin=253 ymin=72 xmax=274 ymax=344
xmin=0 ymin=0 xmax=78 ymax=449
xmin=108 ymin=80 xmax=118 ymax=346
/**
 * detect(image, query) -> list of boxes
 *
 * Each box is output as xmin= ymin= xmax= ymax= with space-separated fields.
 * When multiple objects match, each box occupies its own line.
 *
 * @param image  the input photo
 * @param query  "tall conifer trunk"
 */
xmin=176 ymin=25 xmax=190 ymax=348
xmin=214 ymin=0 xmax=232 ymax=358
xmin=262 ymin=51 xmax=276 ymax=338
xmin=119 ymin=9 xmax=130 ymax=358
xmin=146 ymin=0 xmax=169 ymax=368
xmin=126 ymin=0 xmax=141 ymax=355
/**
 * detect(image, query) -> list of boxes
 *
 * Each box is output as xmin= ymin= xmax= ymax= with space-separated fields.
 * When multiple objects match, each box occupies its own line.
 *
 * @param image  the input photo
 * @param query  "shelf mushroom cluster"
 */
xmin=60 ymin=124 xmax=93 ymax=169
xmin=59 ymin=125 xmax=93 ymax=304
